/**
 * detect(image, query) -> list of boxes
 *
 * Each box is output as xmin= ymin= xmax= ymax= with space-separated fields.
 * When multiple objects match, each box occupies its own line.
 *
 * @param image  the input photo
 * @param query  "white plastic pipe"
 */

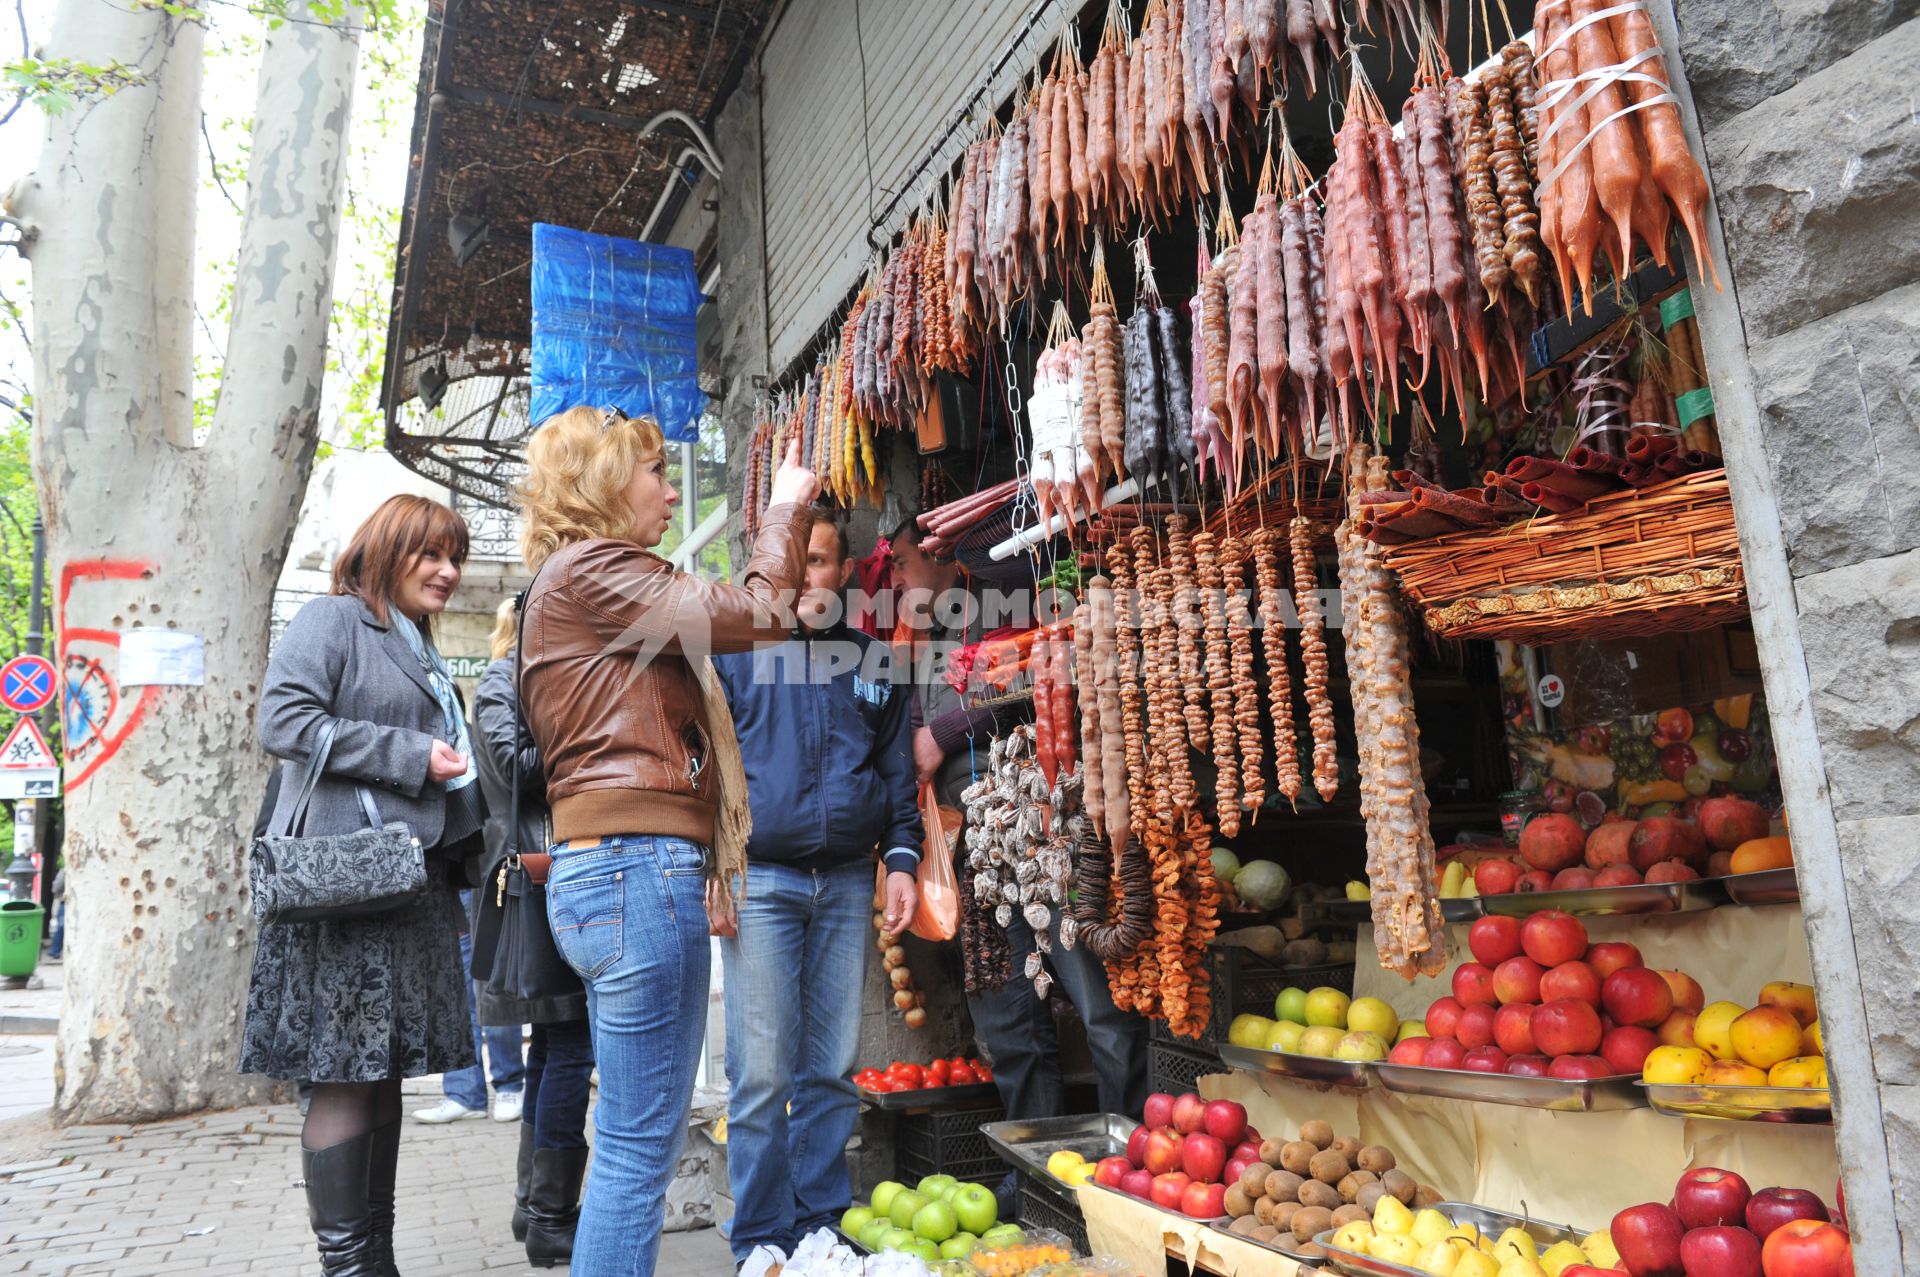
xmin=987 ymin=476 xmax=1146 ymax=561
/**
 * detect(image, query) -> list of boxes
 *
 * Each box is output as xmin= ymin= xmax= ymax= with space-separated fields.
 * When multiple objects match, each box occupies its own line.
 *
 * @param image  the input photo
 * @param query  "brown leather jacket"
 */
xmin=521 ymin=503 xmax=815 ymax=847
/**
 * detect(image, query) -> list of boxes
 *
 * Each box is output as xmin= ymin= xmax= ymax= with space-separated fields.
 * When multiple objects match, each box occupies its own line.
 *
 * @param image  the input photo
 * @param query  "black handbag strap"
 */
xmin=271 ymin=718 xmax=388 ymax=838
xmin=505 ymin=568 xmax=543 ymax=859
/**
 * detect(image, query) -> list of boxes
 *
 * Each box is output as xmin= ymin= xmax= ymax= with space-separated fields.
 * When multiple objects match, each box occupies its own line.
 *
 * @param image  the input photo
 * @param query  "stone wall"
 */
xmin=1676 ymin=6 xmax=1920 ymax=1268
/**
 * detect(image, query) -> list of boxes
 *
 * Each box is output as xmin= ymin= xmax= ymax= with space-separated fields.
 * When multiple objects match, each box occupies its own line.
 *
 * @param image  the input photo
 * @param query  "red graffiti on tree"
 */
xmin=58 ymin=559 xmax=163 ymax=790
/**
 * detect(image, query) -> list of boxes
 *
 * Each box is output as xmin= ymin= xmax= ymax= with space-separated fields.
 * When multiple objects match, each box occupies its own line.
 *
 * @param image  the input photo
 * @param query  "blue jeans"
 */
xmin=447 ymin=892 xmax=525 ymax=1110
xmin=46 ymin=900 xmax=64 ymax=960
xmin=547 ymin=835 xmax=711 ymax=1277
xmin=720 ymin=860 xmax=871 ymax=1261
xmin=524 ymin=1019 xmax=594 ymax=1151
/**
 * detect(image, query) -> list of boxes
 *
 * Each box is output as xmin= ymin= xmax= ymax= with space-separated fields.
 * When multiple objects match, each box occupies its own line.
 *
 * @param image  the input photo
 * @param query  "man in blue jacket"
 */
xmin=713 ymin=515 xmax=922 ymax=1264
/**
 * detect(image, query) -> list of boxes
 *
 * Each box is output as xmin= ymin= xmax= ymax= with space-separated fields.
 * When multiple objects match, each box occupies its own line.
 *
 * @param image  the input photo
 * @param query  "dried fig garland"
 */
xmin=1167 ymin=514 xmax=1210 ymax=755
xmin=1195 ymin=529 xmax=1241 ymax=836
xmin=1254 ymin=527 xmax=1303 ymax=806
xmin=1293 ymin=516 xmax=1340 ymax=801
xmin=1106 ymin=542 xmax=1153 ymax=835
xmin=1072 ymin=602 xmax=1107 ymax=840
xmin=1222 ymin=534 xmax=1265 ymax=819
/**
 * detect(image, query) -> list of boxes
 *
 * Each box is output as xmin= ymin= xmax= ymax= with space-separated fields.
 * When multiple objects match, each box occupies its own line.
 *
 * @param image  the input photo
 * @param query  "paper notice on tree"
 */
xmin=120 ymin=630 xmax=206 ymax=686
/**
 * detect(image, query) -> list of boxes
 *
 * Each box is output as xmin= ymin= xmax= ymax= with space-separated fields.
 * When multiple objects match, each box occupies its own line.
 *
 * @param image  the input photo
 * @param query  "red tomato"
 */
xmin=927 ymin=1059 xmax=951 ymax=1086
xmin=853 ymin=1069 xmax=883 ymax=1090
xmin=867 ymin=1077 xmax=898 ymax=1093
xmin=949 ymin=1062 xmax=977 ymax=1086
xmin=888 ymin=1063 xmax=925 ymax=1090
xmin=974 ymin=1063 xmax=993 ymax=1081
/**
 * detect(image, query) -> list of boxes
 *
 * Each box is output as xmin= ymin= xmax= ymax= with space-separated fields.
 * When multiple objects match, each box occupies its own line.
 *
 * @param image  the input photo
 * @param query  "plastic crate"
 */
xmin=1147 ymin=1038 xmax=1223 ymax=1094
xmin=1016 ymin=1179 xmax=1090 ymax=1254
xmin=896 ymin=1145 xmax=1006 ymax=1188
xmin=1150 ymin=950 xmax=1359 ymax=1047
xmin=894 ymin=1104 xmax=1005 ymax=1186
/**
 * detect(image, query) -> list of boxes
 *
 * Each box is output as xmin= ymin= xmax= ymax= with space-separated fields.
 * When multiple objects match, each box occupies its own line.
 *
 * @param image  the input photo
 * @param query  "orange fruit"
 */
xmin=1730 ymin=836 xmax=1792 ymax=874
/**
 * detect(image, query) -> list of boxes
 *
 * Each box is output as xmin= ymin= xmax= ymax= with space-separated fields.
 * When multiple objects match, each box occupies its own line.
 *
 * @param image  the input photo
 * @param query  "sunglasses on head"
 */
xmin=597 ymin=406 xmax=625 ymax=432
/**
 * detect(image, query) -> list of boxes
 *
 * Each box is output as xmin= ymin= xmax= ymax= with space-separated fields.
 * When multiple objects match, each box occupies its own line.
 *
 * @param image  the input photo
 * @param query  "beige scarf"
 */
xmin=693 ymin=654 xmax=750 ymax=923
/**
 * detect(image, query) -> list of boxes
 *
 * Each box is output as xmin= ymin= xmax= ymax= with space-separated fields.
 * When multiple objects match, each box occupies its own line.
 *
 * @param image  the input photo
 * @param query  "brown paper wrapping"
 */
xmin=1076 ymin=1181 xmax=1309 ymax=1276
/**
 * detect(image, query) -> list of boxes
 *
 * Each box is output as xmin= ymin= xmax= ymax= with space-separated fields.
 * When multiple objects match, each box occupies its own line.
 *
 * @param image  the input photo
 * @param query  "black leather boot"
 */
xmin=365 ymin=1120 xmax=402 ymax=1276
xmin=523 ymin=1146 xmax=588 ymax=1268
xmin=510 ymin=1122 xmax=535 ymax=1242
xmin=301 ymin=1133 xmax=381 ymax=1276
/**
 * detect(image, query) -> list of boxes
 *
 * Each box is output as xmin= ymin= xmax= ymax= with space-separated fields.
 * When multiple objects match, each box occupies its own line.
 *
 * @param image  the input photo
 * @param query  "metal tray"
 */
xmin=1325 ymin=898 xmax=1485 ymax=924
xmin=1720 ymin=867 xmax=1800 ymax=906
xmin=1373 ymin=1062 xmax=1645 ymax=1112
xmin=1206 ymin=1219 xmax=1328 ymax=1266
xmin=857 ymin=1080 xmax=1001 ymax=1111
xmin=1315 ymin=1201 xmax=1587 ymax=1277
xmin=1479 ymin=877 xmax=1727 ymax=918
xmin=1217 ymin=1042 xmax=1377 ymax=1089
xmin=981 ymin=1112 xmax=1137 ymax=1207
xmin=1640 ymin=1081 xmax=1832 ymax=1124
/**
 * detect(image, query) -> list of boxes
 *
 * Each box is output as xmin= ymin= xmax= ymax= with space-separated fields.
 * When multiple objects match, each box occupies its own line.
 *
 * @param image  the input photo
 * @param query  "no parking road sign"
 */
xmin=0 ymin=655 xmax=57 ymax=715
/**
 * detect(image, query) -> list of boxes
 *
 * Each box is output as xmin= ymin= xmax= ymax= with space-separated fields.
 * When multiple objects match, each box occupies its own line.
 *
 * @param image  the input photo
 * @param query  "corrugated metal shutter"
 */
xmin=759 ymin=0 xmax=1038 ymax=371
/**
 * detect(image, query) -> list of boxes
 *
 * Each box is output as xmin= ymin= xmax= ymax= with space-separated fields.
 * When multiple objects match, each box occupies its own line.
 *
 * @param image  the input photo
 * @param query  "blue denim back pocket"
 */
xmin=547 ymin=870 xmax=626 ymax=980
xmin=656 ymin=837 xmax=709 ymax=878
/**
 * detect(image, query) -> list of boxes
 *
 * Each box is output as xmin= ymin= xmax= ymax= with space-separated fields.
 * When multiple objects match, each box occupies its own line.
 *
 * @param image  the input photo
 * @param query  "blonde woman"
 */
xmin=516 ymin=406 xmax=816 ymax=1277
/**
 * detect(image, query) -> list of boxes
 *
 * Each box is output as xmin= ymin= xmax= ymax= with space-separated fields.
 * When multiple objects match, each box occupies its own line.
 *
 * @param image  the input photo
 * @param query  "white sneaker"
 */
xmin=492 ymin=1091 xmax=524 ymax=1123
xmin=411 ymin=1098 xmax=487 ymax=1124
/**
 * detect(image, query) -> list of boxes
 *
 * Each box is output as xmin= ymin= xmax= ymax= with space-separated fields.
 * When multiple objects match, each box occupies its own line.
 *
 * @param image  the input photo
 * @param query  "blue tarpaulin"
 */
xmin=530 ymin=223 xmax=707 ymax=440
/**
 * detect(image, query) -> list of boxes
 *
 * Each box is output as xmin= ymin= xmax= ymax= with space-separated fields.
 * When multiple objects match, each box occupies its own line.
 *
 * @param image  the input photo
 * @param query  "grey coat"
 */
xmin=258 ymin=594 xmax=453 ymax=847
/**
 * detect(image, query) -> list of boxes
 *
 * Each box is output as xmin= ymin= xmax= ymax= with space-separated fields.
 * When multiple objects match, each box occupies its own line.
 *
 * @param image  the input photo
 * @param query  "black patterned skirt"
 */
xmin=239 ymin=882 xmax=477 ymax=1083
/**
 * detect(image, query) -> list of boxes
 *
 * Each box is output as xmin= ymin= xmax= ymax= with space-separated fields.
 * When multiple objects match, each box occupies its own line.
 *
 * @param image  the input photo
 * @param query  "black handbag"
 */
xmin=248 ymin=719 xmax=428 ymax=924
xmin=469 ymin=587 xmax=581 ymax=1002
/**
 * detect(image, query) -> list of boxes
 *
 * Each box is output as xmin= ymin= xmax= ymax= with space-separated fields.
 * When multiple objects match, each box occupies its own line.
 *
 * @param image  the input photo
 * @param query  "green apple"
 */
xmin=879 ymin=1227 xmax=915 ymax=1251
xmin=887 ymin=1188 xmax=929 ymax=1229
xmin=916 ymin=1173 xmax=959 ymax=1201
xmin=1346 ymin=997 xmax=1399 ymax=1039
xmin=1336 ymin=1029 xmax=1390 ymax=1062
xmin=1227 ymin=1014 xmax=1274 ymax=1048
xmin=1304 ymin=986 xmax=1351 ymax=1028
xmin=949 ymin=1181 xmax=998 ymax=1235
xmin=1263 ymin=1019 xmax=1307 ymax=1053
xmin=841 ymin=1206 xmax=876 ymax=1237
xmin=1297 ymin=1025 xmax=1346 ymax=1057
xmin=899 ymin=1238 xmax=941 ymax=1262
xmin=911 ymin=1199 xmax=958 ymax=1243
xmin=858 ymin=1218 xmax=892 ymax=1250
xmin=870 ymin=1180 xmax=906 ymax=1217
xmin=1274 ymin=986 xmax=1309 ymax=1024
xmin=940 ymin=1234 xmax=978 ymax=1259
xmin=981 ymin=1223 xmax=1025 ymax=1246
xmin=1395 ymin=1020 xmax=1428 ymax=1043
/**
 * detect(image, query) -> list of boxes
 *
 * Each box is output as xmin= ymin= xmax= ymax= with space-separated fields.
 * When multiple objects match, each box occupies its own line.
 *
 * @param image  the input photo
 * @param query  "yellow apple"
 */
xmin=1693 ymin=1001 xmax=1747 ymax=1060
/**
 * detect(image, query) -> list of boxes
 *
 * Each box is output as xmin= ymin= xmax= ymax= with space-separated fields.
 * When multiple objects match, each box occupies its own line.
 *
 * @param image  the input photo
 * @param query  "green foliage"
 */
xmin=3 ymin=58 xmax=147 ymax=115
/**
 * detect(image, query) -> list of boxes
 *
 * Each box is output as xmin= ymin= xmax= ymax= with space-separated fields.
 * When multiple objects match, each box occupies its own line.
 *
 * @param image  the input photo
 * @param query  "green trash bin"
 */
xmin=0 ymin=900 xmax=44 ymax=977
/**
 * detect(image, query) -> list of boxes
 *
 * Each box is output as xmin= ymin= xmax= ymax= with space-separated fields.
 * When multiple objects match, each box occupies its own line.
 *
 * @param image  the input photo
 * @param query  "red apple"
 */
xmin=1594 ymin=864 xmax=1645 ymax=888
xmin=1645 ymin=859 xmax=1701 ymax=884
xmin=1389 ymin=1037 xmax=1431 ymax=1066
xmin=1426 ymin=996 xmax=1466 ymax=1038
xmin=1475 ymin=858 xmax=1523 ymax=895
xmin=1142 ymin=1092 xmax=1176 ymax=1131
xmin=1655 ymin=969 xmax=1706 ymax=1013
xmin=1181 ymin=1178 xmax=1228 ymax=1219
xmin=1095 ymin=1156 xmax=1132 ymax=1189
xmin=1225 ymin=1156 xmax=1253 ymax=1188
xmin=1494 ymin=1003 xmax=1538 ymax=1055
xmin=1760 ymin=1219 xmax=1850 ymax=1277
xmin=1551 ymin=867 xmax=1598 ymax=891
xmin=1533 ymin=999 xmax=1605 ymax=1057
xmin=1493 ymin=956 xmax=1547 ymax=1005
xmin=1562 ymin=1268 xmax=1627 ymax=1277
xmin=1181 ymin=1132 xmax=1227 ymax=1184
xmin=1456 ymin=1004 xmax=1499 ymax=1050
xmin=1680 ymin=1226 xmax=1762 ymax=1277
xmin=1517 ymin=869 xmax=1555 ymax=893
xmin=1463 ymin=1045 xmax=1510 ymax=1073
xmin=1469 ymin=914 xmax=1526 ymax=965
xmin=1202 ymin=1099 xmax=1248 ymax=1146
xmin=1611 ymin=1202 xmax=1686 ymax=1277
xmin=1505 ymin=1054 xmax=1552 ymax=1077
xmin=1230 ymin=1141 xmax=1261 ymax=1166
xmin=1522 ymin=910 xmax=1590 ymax=966
xmin=1126 ymin=1124 xmax=1151 ymax=1168
xmin=1675 ymin=1168 xmax=1752 ymax=1230
xmin=1603 ymin=967 xmax=1677 ymax=1028
xmin=1423 ymin=1037 xmax=1467 ymax=1070
xmin=1149 ymin=1171 xmax=1191 ymax=1211
xmin=1656 ymin=1009 xmax=1699 ymax=1048
xmin=1548 ymin=1054 xmax=1615 ymax=1080
xmin=1601 ymin=1026 xmax=1660 ymax=1075
xmin=1541 ymin=960 xmax=1603 ymax=1007
xmin=1143 ymin=1127 xmax=1185 ymax=1175
xmin=1170 ymin=1092 xmax=1207 ymax=1135
xmin=1242 ymin=1125 xmax=1262 ymax=1146
xmin=1745 ymin=1187 xmax=1829 ymax=1242
xmin=1121 ymin=1167 xmax=1154 ymax=1198
xmin=1453 ymin=962 xmax=1499 ymax=1007
xmin=1587 ymin=941 xmax=1644 ymax=979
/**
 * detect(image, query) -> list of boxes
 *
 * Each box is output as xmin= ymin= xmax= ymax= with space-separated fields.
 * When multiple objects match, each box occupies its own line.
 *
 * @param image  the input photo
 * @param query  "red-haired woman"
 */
xmin=242 ymin=494 xmax=483 ymax=1277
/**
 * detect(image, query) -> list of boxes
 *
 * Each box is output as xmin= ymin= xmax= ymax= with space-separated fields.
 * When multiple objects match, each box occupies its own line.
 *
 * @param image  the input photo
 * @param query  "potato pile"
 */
xmin=1221 ymin=1119 xmax=1443 ymax=1257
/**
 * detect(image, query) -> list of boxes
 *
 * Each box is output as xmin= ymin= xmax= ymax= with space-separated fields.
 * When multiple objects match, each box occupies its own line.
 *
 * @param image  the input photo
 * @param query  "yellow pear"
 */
xmin=1412 ymin=1208 xmax=1454 ymax=1247
xmin=1371 ymin=1233 xmax=1423 ymax=1265
xmin=1540 ymin=1240 xmax=1591 ymax=1276
xmin=1446 ymin=1224 xmax=1486 ymax=1250
xmin=1334 ymin=1220 xmax=1377 ymax=1253
xmin=1374 ymin=1194 xmax=1417 ymax=1236
xmin=1419 ymin=1237 xmax=1465 ymax=1275
xmin=1497 ymin=1260 xmax=1548 ymax=1277
xmin=1493 ymin=1227 xmax=1538 ymax=1263
xmin=1580 ymin=1230 xmax=1622 ymax=1266
xmin=1453 ymin=1252 xmax=1501 ymax=1277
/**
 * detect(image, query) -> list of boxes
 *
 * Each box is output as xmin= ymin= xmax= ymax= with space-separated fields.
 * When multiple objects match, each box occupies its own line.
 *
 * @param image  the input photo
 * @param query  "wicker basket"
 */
xmin=1379 ymin=469 xmax=1747 ymax=642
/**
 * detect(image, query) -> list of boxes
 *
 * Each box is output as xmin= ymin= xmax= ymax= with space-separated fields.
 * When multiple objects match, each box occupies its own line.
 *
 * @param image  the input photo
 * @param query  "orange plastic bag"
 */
xmin=909 ymin=783 xmax=961 ymax=942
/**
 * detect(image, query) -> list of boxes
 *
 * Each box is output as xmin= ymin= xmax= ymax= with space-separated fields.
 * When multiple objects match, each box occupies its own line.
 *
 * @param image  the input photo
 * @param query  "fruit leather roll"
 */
xmin=1625 ymin=432 xmax=1680 ymax=464
xmin=1518 ymin=481 xmax=1588 ymax=514
xmin=1504 ymin=456 xmax=1616 ymax=499
xmin=1356 ymin=489 xmax=1418 ymax=505
xmin=1567 ymin=446 xmax=1629 ymax=478
xmin=1368 ymin=499 xmax=1471 ymax=540
xmin=1616 ymin=461 xmax=1663 ymax=488
xmin=1358 ymin=517 xmax=1421 ymax=546
xmin=1390 ymin=468 xmax=1443 ymax=491
xmin=1482 ymin=474 xmax=1535 ymax=514
xmin=1410 ymin=484 xmax=1503 ymax=527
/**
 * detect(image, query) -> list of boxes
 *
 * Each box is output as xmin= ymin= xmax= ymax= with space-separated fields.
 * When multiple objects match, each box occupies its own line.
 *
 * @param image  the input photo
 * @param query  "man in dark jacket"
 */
xmin=713 ymin=516 xmax=922 ymax=1264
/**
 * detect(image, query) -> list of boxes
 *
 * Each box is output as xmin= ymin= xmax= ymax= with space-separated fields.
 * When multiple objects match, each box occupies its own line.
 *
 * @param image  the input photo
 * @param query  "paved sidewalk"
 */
xmin=0 ymin=1078 xmax=740 ymax=1276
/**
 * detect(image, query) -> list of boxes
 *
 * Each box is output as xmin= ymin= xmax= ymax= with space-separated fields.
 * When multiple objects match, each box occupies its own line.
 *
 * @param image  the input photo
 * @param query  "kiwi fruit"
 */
xmin=1381 ymin=1167 xmax=1417 ymax=1204
xmin=1258 ymin=1137 xmax=1289 ymax=1166
xmin=1336 ymin=1169 xmax=1378 ymax=1202
xmin=1298 ymin=1241 xmax=1328 ymax=1258
xmin=1308 ymin=1149 xmax=1351 ymax=1184
xmin=1331 ymin=1203 xmax=1370 ymax=1228
xmin=1331 ymin=1135 xmax=1364 ymax=1163
xmin=1279 ymin=1140 xmax=1317 ymax=1175
xmin=1240 ymin=1161 xmax=1275 ymax=1195
xmin=1292 ymin=1205 xmax=1334 ymax=1243
xmin=1224 ymin=1184 xmax=1253 ymax=1218
xmin=1230 ymin=1214 xmax=1262 ymax=1237
xmin=1357 ymin=1181 xmax=1388 ymax=1213
xmin=1264 ymin=1169 xmax=1305 ymax=1202
xmin=1297 ymin=1179 xmax=1343 ymax=1212
xmin=1253 ymin=1195 xmax=1276 ymax=1225
xmin=1356 ymin=1144 xmax=1396 ymax=1174
xmin=1298 ymin=1119 xmax=1335 ymax=1150
xmin=1269 ymin=1200 xmax=1302 ymax=1231
xmin=1414 ymin=1184 xmax=1445 ymax=1209
xmin=1251 ymin=1225 xmax=1282 ymax=1244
